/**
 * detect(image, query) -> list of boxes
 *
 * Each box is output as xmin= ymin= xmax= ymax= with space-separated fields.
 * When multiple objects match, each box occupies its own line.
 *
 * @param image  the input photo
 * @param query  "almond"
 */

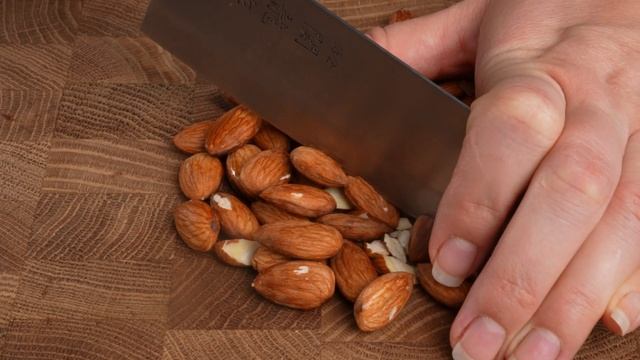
xmin=254 ymin=220 xmax=343 ymax=260
xmin=174 ymin=200 xmax=220 ymax=252
xmin=345 ymin=176 xmax=399 ymax=228
xmin=383 ymin=234 xmax=407 ymax=263
xmin=416 ymin=263 xmax=470 ymax=308
xmin=363 ymin=240 xmax=390 ymax=257
xmin=396 ymin=218 xmax=412 ymax=231
xmin=226 ymin=144 xmax=261 ymax=194
xmin=331 ymin=240 xmax=378 ymax=302
xmin=214 ymin=239 xmax=260 ymax=267
xmin=250 ymin=201 xmax=307 ymax=224
xmin=178 ymin=153 xmax=223 ymax=200
xmin=371 ymin=255 xmax=415 ymax=275
xmin=239 ymin=150 xmax=290 ymax=197
xmin=290 ymin=146 xmax=348 ymax=187
xmin=325 ymin=187 xmax=353 ymax=210
xmin=388 ymin=9 xmax=413 ymax=24
xmin=354 ymin=272 xmax=414 ymax=332
xmin=252 ymin=261 xmax=335 ymax=310
xmin=408 ymin=215 xmax=433 ymax=263
xmin=252 ymin=246 xmax=290 ymax=272
xmin=210 ymin=192 xmax=259 ymax=239
xmin=396 ymin=230 xmax=411 ymax=254
xmin=260 ymin=184 xmax=336 ymax=218
xmin=173 ymin=120 xmax=215 ymax=154
xmin=318 ymin=213 xmax=391 ymax=241
xmin=253 ymin=123 xmax=290 ymax=151
xmin=205 ymin=105 xmax=262 ymax=155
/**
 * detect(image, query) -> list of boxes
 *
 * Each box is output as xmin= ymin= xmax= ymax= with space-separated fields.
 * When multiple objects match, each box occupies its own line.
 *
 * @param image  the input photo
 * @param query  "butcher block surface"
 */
xmin=0 ymin=0 xmax=638 ymax=359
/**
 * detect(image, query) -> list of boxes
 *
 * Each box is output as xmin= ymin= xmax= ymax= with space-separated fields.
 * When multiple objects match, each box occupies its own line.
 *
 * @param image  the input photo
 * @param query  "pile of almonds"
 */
xmin=172 ymin=102 xmax=472 ymax=332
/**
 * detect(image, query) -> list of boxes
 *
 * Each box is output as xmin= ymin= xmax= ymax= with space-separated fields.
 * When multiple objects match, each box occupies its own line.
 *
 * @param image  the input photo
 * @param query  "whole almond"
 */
xmin=331 ymin=240 xmax=378 ymax=302
xmin=408 ymin=215 xmax=433 ymax=263
xmin=371 ymin=255 xmax=415 ymax=275
xmin=174 ymin=200 xmax=220 ymax=252
xmin=290 ymin=146 xmax=348 ymax=187
xmin=226 ymin=144 xmax=261 ymax=194
xmin=416 ymin=263 xmax=470 ymax=308
xmin=318 ymin=213 xmax=391 ymax=241
xmin=214 ymin=239 xmax=260 ymax=267
xmin=260 ymin=184 xmax=336 ymax=218
xmin=254 ymin=220 xmax=343 ymax=260
xmin=253 ymin=123 xmax=290 ymax=151
xmin=345 ymin=176 xmax=399 ymax=228
xmin=210 ymin=192 xmax=260 ymax=239
xmin=252 ymin=246 xmax=290 ymax=272
xmin=252 ymin=260 xmax=335 ymax=310
xmin=178 ymin=153 xmax=223 ymax=200
xmin=354 ymin=272 xmax=414 ymax=332
xmin=239 ymin=150 xmax=291 ymax=197
xmin=250 ymin=201 xmax=307 ymax=224
xmin=173 ymin=120 xmax=215 ymax=154
xmin=205 ymin=105 xmax=262 ymax=155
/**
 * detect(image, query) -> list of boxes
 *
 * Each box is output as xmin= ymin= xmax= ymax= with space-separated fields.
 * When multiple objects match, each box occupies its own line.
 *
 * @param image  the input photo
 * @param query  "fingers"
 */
xmin=604 ymin=269 xmax=640 ymax=336
xmin=367 ymin=0 xmax=487 ymax=79
xmin=449 ymin=105 xmax=627 ymax=360
xmin=504 ymin=131 xmax=640 ymax=359
xmin=429 ymin=70 xmax=566 ymax=287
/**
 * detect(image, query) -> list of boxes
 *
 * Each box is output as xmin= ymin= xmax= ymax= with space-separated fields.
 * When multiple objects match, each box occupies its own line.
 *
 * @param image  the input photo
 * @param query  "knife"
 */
xmin=141 ymin=0 xmax=469 ymax=217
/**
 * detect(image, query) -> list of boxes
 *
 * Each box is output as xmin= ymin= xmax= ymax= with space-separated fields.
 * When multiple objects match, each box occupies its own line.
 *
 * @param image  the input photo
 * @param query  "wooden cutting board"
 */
xmin=0 ymin=0 xmax=638 ymax=359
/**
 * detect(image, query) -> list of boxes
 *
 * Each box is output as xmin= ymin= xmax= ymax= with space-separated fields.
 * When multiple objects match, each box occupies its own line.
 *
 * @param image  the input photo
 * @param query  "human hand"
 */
xmin=368 ymin=0 xmax=640 ymax=358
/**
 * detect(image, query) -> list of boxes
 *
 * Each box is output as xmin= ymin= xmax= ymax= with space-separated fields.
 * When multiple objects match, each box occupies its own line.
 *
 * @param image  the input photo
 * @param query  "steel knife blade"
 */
xmin=141 ymin=0 xmax=469 ymax=216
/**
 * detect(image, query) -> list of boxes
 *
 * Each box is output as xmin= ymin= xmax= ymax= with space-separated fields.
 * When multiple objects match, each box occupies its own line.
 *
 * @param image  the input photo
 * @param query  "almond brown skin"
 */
xmin=239 ymin=150 xmax=290 ymax=197
xmin=354 ymin=272 xmax=414 ymax=332
xmin=178 ymin=153 xmax=223 ymax=200
xmin=408 ymin=215 xmax=433 ymax=263
xmin=318 ymin=213 xmax=392 ymax=241
xmin=260 ymin=184 xmax=336 ymax=218
xmin=416 ymin=263 xmax=470 ymax=308
xmin=344 ymin=176 xmax=399 ymax=228
xmin=173 ymin=120 xmax=215 ymax=154
xmin=331 ymin=240 xmax=378 ymax=302
xmin=290 ymin=146 xmax=348 ymax=187
xmin=253 ymin=123 xmax=290 ymax=151
xmin=226 ymin=144 xmax=261 ymax=194
xmin=205 ymin=105 xmax=262 ymax=155
xmin=252 ymin=246 xmax=290 ymax=272
xmin=250 ymin=201 xmax=308 ymax=224
xmin=254 ymin=220 xmax=344 ymax=260
xmin=252 ymin=261 xmax=335 ymax=310
xmin=174 ymin=200 xmax=220 ymax=252
xmin=210 ymin=192 xmax=260 ymax=239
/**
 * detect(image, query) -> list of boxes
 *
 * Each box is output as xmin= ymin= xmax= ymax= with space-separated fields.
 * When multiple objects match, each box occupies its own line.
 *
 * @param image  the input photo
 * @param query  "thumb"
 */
xmin=367 ymin=0 xmax=487 ymax=79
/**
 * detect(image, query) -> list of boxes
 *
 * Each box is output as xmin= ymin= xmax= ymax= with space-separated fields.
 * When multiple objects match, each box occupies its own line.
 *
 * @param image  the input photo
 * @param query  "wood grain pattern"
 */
xmin=1 ymin=319 xmax=165 ymax=360
xmin=162 ymin=330 xmax=320 ymax=360
xmin=189 ymin=83 xmax=231 ymax=122
xmin=0 ymin=44 xmax=72 ymax=90
xmin=0 ymin=201 xmax=35 ymax=273
xmin=42 ymin=139 xmax=183 ymax=194
xmin=0 ymin=90 xmax=62 ymax=142
xmin=0 ymin=141 xmax=49 ymax=202
xmin=0 ymin=273 xmax=20 ymax=329
xmin=0 ymin=0 xmax=81 ymax=44
xmin=68 ymin=36 xmax=195 ymax=84
xmin=322 ymin=290 xmax=453 ymax=343
xmin=11 ymin=260 xmax=170 ymax=320
xmin=169 ymin=246 xmax=321 ymax=330
xmin=27 ymin=193 xmax=179 ymax=261
xmin=79 ymin=0 xmax=151 ymax=36
xmin=55 ymin=84 xmax=193 ymax=140
xmin=321 ymin=341 xmax=451 ymax=360
xmin=575 ymin=323 xmax=640 ymax=359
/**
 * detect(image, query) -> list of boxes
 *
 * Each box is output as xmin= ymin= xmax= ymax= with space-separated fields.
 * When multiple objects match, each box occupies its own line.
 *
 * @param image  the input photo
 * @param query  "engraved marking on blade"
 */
xmin=262 ymin=0 xmax=293 ymax=30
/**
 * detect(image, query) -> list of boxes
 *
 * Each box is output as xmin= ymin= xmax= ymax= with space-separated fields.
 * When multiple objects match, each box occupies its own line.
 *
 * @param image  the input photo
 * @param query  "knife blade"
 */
xmin=141 ymin=0 xmax=469 ymax=216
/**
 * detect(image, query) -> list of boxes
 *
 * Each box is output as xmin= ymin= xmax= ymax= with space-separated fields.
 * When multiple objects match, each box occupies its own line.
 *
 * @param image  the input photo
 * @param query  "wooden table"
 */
xmin=0 ymin=0 xmax=638 ymax=358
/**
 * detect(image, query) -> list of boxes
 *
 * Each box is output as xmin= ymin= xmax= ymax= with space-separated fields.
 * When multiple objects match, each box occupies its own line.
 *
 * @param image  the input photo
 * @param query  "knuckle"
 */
xmin=455 ymin=198 xmax=504 ymax=226
xmin=611 ymin=183 xmax=640 ymax=226
xmin=493 ymin=268 xmax=541 ymax=312
xmin=562 ymin=285 xmax=603 ymax=321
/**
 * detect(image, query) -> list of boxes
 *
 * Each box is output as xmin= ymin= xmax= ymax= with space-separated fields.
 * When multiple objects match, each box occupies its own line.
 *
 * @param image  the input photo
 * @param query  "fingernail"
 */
xmin=452 ymin=316 xmax=505 ymax=360
xmin=610 ymin=291 xmax=640 ymax=336
xmin=510 ymin=327 xmax=560 ymax=360
xmin=432 ymin=237 xmax=477 ymax=287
